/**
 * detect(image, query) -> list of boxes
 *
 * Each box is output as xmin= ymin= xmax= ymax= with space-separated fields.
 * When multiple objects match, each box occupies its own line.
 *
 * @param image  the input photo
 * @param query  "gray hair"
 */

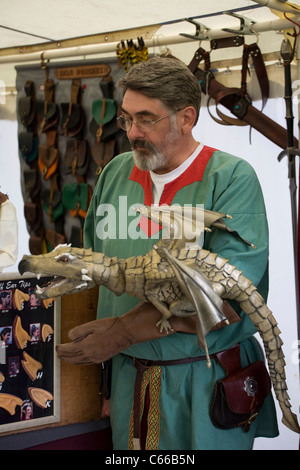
xmin=117 ymin=56 xmax=201 ymax=126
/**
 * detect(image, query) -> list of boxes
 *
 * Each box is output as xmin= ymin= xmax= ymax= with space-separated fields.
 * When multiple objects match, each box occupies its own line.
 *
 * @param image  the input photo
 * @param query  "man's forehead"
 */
xmin=121 ymin=89 xmax=166 ymax=116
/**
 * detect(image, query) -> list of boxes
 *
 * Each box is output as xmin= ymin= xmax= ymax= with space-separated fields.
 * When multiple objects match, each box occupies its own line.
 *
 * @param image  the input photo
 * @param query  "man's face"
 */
xmin=121 ymin=90 xmax=181 ymax=174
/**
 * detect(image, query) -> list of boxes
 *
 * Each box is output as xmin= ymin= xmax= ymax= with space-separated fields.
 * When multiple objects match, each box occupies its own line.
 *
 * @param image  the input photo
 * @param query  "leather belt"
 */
xmin=125 ymin=353 xmax=217 ymax=450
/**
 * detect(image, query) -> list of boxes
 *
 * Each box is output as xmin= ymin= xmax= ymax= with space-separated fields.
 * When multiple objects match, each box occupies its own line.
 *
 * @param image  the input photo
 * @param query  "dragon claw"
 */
xmin=156 ymin=318 xmax=173 ymax=334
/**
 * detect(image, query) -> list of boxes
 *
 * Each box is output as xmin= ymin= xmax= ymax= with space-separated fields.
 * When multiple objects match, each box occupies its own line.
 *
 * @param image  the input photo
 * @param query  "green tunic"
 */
xmin=84 ymin=145 xmax=278 ymax=450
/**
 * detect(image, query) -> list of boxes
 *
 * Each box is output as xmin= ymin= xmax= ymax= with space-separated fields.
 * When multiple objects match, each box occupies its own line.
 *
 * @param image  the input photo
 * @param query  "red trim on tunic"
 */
xmin=129 ymin=145 xmax=216 ymax=236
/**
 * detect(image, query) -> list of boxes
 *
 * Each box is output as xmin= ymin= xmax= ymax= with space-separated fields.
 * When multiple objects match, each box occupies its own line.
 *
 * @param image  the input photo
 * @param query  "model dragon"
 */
xmin=18 ymin=205 xmax=300 ymax=434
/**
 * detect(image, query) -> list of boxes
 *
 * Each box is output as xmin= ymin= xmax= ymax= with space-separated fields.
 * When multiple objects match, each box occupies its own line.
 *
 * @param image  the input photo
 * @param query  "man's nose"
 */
xmin=127 ymin=122 xmax=145 ymax=140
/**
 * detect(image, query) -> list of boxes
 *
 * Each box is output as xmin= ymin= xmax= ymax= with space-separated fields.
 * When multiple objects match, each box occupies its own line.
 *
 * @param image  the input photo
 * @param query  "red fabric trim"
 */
xmin=129 ymin=145 xmax=216 ymax=236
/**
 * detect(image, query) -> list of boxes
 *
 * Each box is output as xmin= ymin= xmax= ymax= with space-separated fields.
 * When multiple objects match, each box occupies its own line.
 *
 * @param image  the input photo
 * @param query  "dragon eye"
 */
xmin=54 ymin=252 xmax=76 ymax=262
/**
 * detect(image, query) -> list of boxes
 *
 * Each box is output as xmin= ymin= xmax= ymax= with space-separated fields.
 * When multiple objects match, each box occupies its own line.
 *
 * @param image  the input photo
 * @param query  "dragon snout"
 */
xmin=18 ymin=256 xmax=31 ymax=275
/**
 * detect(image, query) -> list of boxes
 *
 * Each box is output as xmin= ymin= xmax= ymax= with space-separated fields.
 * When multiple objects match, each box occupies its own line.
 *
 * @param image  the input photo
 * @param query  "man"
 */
xmin=58 ymin=57 xmax=278 ymax=449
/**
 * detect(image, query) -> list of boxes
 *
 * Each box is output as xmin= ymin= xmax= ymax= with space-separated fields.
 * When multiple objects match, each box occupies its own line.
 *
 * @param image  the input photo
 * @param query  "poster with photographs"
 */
xmin=0 ymin=273 xmax=60 ymax=432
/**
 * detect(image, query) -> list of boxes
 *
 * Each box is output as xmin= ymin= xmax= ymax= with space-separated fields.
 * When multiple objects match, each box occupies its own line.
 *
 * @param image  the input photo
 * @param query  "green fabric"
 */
xmin=83 ymin=148 xmax=279 ymax=449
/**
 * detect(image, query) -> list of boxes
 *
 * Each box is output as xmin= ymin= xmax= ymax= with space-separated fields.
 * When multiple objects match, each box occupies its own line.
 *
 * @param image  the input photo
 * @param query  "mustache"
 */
xmin=130 ymin=140 xmax=154 ymax=151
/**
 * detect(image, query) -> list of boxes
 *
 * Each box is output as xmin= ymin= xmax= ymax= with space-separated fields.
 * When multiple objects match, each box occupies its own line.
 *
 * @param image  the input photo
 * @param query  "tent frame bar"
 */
xmin=0 ymin=16 xmax=298 ymax=65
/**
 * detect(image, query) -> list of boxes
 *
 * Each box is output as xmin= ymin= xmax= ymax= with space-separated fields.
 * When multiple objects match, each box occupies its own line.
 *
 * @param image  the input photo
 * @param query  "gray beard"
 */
xmin=132 ymin=146 xmax=166 ymax=171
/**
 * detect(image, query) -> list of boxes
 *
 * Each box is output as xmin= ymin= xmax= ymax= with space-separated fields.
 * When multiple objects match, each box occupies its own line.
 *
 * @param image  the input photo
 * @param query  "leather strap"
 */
xmin=189 ymin=43 xmax=269 ymax=128
xmin=194 ymin=67 xmax=298 ymax=149
xmin=242 ymin=43 xmax=269 ymax=111
xmin=210 ymin=36 xmax=244 ymax=50
xmin=188 ymin=46 xmax=211 ymax=74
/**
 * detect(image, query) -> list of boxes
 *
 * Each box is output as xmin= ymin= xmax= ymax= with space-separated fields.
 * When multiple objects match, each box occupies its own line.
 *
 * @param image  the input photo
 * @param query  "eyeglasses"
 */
xmin=117 ymin=112 xmax=177 ymax=133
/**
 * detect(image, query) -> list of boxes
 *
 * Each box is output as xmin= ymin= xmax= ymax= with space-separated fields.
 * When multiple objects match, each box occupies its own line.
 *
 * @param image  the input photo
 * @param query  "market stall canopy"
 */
xmin=1 ymin=0 xmax=300 ymax=116
xmin=0 ymin=0 xmax=300 ymax=63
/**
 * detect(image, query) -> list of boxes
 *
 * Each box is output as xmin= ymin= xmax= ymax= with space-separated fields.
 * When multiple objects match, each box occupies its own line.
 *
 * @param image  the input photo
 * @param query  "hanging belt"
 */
xmin=126 ymin=353 xmax=218 ymax=450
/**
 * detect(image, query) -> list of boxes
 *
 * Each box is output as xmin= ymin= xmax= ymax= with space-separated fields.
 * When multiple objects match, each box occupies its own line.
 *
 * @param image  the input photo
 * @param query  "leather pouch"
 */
xmin=89 ymin=115 xmax=119 ymax=142
xmin=38 ymin=145 xmax=59 ymax=180
xmin=36 ymin=100 xmax=59 ymax=133
xmin=91 ymin=138 xmax=116 ymax=175
xmin=29 ymin=235 xmax=45 ymax=255
xmin=62 ymin=183 xmax=92 ymax=219
xmin=90 ymin=98 xmax=117 ymax=143
xmin=19 ymin=96 xmax=35 ymax=127
xmin=19 ymin=132 xmax=39 ymax=163
xmin=46 ymin=229 xmax=66 ymax=251
xmin=61 ymin=103 xmax=84 ymax=137
xmin=210 ymin=345 xmax=271 ymax=432
xmin=41 ymin=188 xmax=64 ymax=222
xmin=64 ymin=139 xmax=89 ymax=176
xmin=69 ymin=226 xmax=83 ymax=247
xmin=24 ymin=202 xmax=43 ymax=233
xmin=24 ymin=168 xmax=41 ymax=200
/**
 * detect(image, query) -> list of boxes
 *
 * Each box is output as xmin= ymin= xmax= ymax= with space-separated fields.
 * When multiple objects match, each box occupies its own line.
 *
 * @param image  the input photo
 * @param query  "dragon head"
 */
xmin=18 ymin=244 xmax=96 ymax=299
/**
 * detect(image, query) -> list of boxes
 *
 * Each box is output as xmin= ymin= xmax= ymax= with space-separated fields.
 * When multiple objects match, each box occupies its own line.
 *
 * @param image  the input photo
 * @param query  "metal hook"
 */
xmin=40 ymin=52 xmax=50 ymax=80
xmin=222 ymin=11 xmax=256 ymax=36
xmin=179 ymin=18 xmax=210 ymax=41
xmin=40 ymin=52 xmax=47 ymax=69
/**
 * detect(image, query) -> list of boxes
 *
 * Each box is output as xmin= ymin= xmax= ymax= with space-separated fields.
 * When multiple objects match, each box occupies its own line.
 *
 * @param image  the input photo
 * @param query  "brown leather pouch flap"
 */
xmin=38 ymin=145 xmax=58 ymax=167
xmin=24 ymin=202 xmax=42 ymax=231
xmin=24 ymin=169 xmax=41 ymax=199
xmin=19 ymin=132 xmax=39 ymax=162
xmin=61 ymin=103 xmax=83 ymax=130
xmin=46 ymin=229 xmax=65 ymax=250
xmin=19 ymin=96 xmax=35 ymax=126
xmin=38 ymin=145 xmax=59 ymax=179
xmin=218 ymin=360 xmax=271 ymax=415
xmin=64 ymin=139 xmax=88 ymax=175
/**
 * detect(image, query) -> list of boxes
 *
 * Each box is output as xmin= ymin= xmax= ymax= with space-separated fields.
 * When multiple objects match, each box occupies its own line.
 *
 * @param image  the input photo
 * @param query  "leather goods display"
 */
xmin=16 ymin=59 xmax=130 ymax=252
xmin=210 ymin=344 xmax=271 ymax=431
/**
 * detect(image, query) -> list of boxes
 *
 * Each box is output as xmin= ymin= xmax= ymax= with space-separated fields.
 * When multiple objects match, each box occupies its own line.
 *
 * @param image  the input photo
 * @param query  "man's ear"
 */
xmin=180 ymin=107 xmax=197 ymax=134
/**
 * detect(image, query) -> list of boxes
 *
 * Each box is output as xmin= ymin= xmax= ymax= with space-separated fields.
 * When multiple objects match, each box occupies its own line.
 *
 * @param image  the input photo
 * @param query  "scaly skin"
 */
xmin=18 ymin=242 xmax=300 ymax=434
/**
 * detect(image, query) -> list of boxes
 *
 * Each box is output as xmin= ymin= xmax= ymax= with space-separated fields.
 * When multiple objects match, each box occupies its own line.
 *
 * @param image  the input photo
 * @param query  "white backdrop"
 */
xmin=1 ymin=92 xmax=300 ymax=449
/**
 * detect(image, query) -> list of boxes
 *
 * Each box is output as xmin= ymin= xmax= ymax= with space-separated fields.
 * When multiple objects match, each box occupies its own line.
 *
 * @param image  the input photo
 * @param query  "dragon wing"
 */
xmin=136 ymin=205 xmax=255 ymax=250
xmin=155 ymin=245 xmax=228 ymax=368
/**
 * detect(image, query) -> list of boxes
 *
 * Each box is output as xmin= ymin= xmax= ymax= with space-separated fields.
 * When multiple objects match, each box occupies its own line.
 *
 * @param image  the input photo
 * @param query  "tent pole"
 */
xmin=0 ymin=17 xmax=298 ymax=65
